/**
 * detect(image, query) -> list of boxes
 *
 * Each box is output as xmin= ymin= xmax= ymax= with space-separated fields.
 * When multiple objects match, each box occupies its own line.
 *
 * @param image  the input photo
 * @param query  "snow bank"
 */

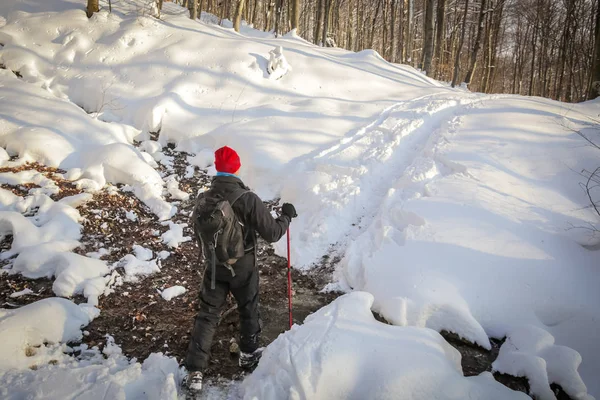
xmin=0 ymin=194 xmax=81 ymax=260
xmin=68 ymin=143 xmax=175 ymax=220
xmin=242 ymin=292 xmax=527 ymax=400
xmin=0 ymin=70 xmax=172 ymax=220
xmin=0 ymin=193 xmax=109 ymax=304
xmin=335 ymin=95 xmax=600 ymax=396
xmin=493 ymin=325 xmax=592 ymax=400
xmin=0 ymin=298 xmax=97 ymax=370
xmin=160 ymin=286 xmax=186 ymax=301
xmin=0 ymin=342 xmax=181 ymax=400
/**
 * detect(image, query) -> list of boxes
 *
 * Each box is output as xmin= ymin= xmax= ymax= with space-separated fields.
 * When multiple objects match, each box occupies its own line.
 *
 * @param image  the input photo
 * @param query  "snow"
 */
xmin=0 ymin=67 xmax=173 ymax=220
xmin=0 ymin=298 xmax=96 ymax=370
xmin=0 ymin=343 xmax=181 ymax=400
xmin=493 ymin=325 xmax=592 ymax=400
xmin=267 ymin=46 xmax=292 ymax=80
xmin=0 ymin=195 xmax=81 ymax=261
xmin=165 ymin=174 xmax=190 ymax=200
xmin=125 ymin=209 xmax=138 ymax=221
xmin=86 ymin=247 xmax=110 ymax=259
xmin=0 ymin=0 xmax=598 ymax=398
xmin=242 ymin=292 xmax=528 ymax=400
xmin=0 ymin=170 xmax=59 ymax=196
xmin=160 ymin=286 xmax=187 ymax=301
xmin=133 ymin=244 xmax=153 ymax=261
xmin=50 ymin=253 xmax=109 ymax=306
xmin=161 ymin=221 xmax=191 ymax=248
xmin=9 ymin=288 xmax=35 ymax=298
xmin=117 ymin=254 xmax=160 ymax=281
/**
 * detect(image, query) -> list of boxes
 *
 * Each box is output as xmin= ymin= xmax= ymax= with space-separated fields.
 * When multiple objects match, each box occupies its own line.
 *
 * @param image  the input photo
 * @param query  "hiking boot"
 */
xmin=182 ymin=371 xmax=203 ymax=396
xmin=239 ymin=347 xmax=264 ymax=369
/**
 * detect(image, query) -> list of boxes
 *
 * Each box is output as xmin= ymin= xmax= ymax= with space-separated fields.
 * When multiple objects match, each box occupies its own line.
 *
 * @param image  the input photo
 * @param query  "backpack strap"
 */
xmin=225 ymin=188 xmax=254 ymax=254
xmin=225 ymin=188 xmax=250 ymax=207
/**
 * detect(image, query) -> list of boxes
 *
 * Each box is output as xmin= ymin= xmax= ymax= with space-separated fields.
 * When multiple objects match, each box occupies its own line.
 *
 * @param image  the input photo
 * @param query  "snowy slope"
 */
xmin=0 ymin=0 xmax=599 ymax=399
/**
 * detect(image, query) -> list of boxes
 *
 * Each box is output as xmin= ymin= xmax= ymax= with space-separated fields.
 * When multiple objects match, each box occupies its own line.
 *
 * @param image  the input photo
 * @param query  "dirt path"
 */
xmin=73 ymin=146 xmax=340 ymax=381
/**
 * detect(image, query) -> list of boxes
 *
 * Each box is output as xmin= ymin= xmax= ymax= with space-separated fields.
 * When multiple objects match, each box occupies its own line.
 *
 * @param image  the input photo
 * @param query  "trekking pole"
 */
xmin=286 ymin=228 xmax=293 ymax=329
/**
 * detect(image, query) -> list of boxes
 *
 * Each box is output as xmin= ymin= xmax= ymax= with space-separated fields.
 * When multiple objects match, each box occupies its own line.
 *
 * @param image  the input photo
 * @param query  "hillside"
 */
xmin=0 ymin=1 xmax=599 ymax=399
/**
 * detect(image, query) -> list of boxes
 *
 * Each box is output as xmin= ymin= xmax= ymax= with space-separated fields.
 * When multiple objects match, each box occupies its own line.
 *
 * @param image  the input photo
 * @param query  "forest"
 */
xmin=85 ymin=0 xmax=600 ymax=102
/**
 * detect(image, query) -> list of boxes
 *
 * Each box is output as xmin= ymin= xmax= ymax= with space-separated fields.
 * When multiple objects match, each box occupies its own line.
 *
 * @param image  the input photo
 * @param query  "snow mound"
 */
xmin=267 ymin=46 xmax=292 ymax=80
xmin=0 ymin=298 xmax=96 ymax=370
xmin=241 ymin=292 xmax=528 ymax=400
xmin=68 ymin=143 xmax=175 ymax=220
xmin=50 ymin=253 xmax=109 ymax=306
xmin=161 ymin=286 xmax=186 ymax=301
xmin=0 ymin=194 xmax=82 ymax=261
xmin=0 ymin=70 xmax=173 ymax=220
xmin=10 ymin=248 xmax=108 ymax=305
xmin=493 ymin=325 xmax=592 ymax=400
xmin=0 ymin=343 xmax=181 ymax=400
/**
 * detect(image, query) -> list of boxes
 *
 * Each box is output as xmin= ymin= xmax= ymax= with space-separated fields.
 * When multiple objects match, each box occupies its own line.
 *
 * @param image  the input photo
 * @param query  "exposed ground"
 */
xmin=0 ymin=150 xmax=573 ymax=399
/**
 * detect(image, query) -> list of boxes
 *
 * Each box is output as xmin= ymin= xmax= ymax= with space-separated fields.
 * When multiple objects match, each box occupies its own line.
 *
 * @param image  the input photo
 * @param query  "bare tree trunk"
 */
xmin=369 ymin=0 xmax=382 ymax=49
xmin=406 ymin=0 xmax=414 ymax=64
xmin=275 ymin=0 xmax=283 ymax=36
xmin=234 ymin=0 xmax=246 ymax=31
xmin=323 ymin=0 xmax=332 ymax=45
xmin=589 ymin=0 xmax=600 ymax=99
xmin=190 ymin=0 xmax=198 ymax=19
xmin=87 ymin=0 xmax=99 ymax=17
xmin=390 ymin=0 xmax=397 ymax=61
xmin=528 ymin=20 xmax=538 ymax=96
xmin=347 ymin=0 xmax=354 ymax=50
xmin=483 ymin=0 xmax=504 ymax=93
xmin=464 ymin=0 xmax=486 ymax=85
xmin=252 ymin=0 xmax=260 ymax=26
xmin=452 ymin=0 xmax=470 ymax=87
xmin=315 ymin=0 xmax=323 ymax=44
xmin=266 ymin=0 xmax=274 ymax=31
xmin=422 ymin=0 xmax=435 ymax=74
xmin=434 ymin=0 xmax=447 ymax=77
xmin=398 ymin=0 xmax=405 ymax=62
xmin=292 ymin=0 xmax=300 ymax=32
xmin=157 ymin=0 xmax=164 ymax=18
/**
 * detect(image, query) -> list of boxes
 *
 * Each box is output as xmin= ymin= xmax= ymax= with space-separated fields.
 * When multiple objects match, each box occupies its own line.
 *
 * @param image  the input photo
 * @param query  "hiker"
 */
xmin=183 ymin=146 xmax=297 ymax=395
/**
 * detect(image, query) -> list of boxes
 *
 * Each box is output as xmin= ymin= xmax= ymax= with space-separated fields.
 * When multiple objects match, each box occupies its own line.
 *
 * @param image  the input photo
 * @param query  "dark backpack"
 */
xmin=192 ymin=187 xmax=248 ymax=289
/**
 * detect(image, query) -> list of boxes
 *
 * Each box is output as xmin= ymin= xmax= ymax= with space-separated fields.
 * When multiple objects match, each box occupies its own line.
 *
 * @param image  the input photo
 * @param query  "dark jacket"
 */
xmin=209 ymin=175 xmax=290 ymax=248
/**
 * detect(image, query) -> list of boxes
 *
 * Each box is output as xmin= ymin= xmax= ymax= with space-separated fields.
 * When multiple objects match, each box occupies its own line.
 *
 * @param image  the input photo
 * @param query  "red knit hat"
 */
xmin=214 ymin=146 xmax=241 ymax=174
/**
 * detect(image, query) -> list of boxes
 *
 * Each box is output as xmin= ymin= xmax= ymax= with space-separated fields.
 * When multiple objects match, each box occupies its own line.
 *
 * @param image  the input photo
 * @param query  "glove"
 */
xmin=281 ymin=203 xmax=298 ymax=219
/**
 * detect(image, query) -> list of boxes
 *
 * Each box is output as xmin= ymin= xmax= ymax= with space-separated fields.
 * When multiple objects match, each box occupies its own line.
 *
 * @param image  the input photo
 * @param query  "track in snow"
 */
xmin=294 ymin=92 xmax=486 ymax=269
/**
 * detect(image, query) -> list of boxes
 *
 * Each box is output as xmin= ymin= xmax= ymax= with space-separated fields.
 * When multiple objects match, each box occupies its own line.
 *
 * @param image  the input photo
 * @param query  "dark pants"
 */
xmin=184 ymin=252 xmax=260 ymax=372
